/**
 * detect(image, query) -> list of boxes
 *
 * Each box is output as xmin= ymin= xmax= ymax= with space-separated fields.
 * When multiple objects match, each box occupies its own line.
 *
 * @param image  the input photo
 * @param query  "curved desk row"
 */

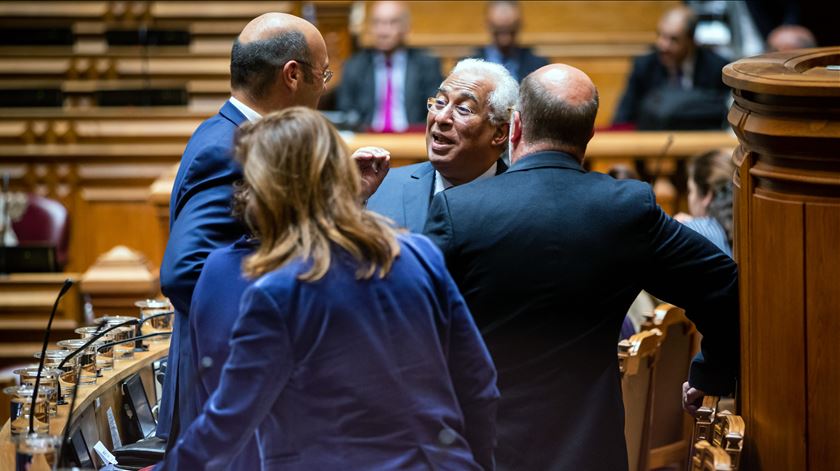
xmin=0 ymin=340 xmax=169 ymax=469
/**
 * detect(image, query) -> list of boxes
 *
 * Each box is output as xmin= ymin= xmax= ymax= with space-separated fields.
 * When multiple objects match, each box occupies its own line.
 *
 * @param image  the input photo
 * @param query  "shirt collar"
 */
xmin=229 ymin=96 xmax=263 ymax=123
xmin=434 ymin=161 xmax=499 ymax=195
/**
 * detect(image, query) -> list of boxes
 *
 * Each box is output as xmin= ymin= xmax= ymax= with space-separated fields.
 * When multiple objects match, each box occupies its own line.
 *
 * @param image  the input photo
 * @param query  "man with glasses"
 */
xmin=424 ymin=64 xmax=738 ymax=470
xmin=365 ymin=58 xmax=518 ymax=232
xmin=158 ymin=12 xmax=388 ymax=454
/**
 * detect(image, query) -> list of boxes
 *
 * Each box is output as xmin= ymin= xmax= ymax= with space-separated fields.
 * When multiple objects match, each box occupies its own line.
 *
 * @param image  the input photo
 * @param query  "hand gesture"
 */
xmin=352 ymin=146 xmax=391 ymax=202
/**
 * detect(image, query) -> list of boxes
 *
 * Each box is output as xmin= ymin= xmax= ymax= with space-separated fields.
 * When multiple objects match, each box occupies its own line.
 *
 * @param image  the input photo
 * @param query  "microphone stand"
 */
xmin=96 ymin=332 xmax=173 ymax=353
xmin=131 ymin=311 xmax=174 ymax=351
xmin=56 ymin=320 xmax=108 ymax=468
xmin=29 ymin=278 xmax=73 ymax=434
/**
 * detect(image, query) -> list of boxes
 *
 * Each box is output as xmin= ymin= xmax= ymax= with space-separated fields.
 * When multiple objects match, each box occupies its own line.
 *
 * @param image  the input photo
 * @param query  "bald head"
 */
xmin=486 ymin=1 xmax=521 ymax=53
xmin=767 ymin=25 xmax=817 ymax=52
xmin=516 ymin=64 xmax=599 ymax=159
xmin=230 ymin=13 xmax=327 ymax=110
xmin=370 ymin=1 xmax=410 ymax=53
xmin=656 ymin=6 xmax=697 ymax=70
xmin=530 ymin=64 xmax=597 ymax=107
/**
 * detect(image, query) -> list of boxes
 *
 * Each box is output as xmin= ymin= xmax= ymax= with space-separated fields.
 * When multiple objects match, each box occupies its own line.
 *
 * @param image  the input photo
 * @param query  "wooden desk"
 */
xmin=0 ymin=340 xmax=169 ymax=469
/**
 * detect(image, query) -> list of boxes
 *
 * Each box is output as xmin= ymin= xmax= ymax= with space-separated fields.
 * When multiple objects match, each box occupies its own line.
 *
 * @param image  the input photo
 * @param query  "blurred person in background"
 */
xmin=471 ymin=1 xmax=548 ymax=81
xmin=337 ymin=1 xmax=442 ymax=132
xmin=675 ymin=149 xmax=735 ymax=257
xmin=766 ymin=24 xmax=817 ymax=52
xmin=613 ymin=5 xmax=730 ymax=129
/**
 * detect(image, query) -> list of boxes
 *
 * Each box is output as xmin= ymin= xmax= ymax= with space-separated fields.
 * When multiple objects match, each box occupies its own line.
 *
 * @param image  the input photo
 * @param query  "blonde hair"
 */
xmin=236 ymin=107 xmax=401 ymax=281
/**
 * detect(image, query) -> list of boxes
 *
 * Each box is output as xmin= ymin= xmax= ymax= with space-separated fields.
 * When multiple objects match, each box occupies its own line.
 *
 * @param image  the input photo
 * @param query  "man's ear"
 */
xmin=509 ymin=110 xmax=522 ymax=147
xmin=492 ymin=120 xmax=510 ymax=147
xmin=281 ymin=60 xmax=303 ymax=92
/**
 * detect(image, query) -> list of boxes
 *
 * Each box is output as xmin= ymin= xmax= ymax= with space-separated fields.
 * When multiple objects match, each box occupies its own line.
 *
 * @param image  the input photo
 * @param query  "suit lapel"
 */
xmin=402 ymin=162 xmax=435 ymax=233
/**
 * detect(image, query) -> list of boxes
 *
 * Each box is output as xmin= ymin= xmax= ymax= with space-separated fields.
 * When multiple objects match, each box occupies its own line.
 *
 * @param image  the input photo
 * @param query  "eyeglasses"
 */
xmin=426 ymin=97 xmax=477 ymax=120
xmin=295 ymin=60 xmax=334 ymax=84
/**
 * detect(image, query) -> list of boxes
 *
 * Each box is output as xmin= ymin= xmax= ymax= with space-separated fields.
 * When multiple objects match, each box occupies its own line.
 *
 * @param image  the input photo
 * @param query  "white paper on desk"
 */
xmin=93 ymin=441 xmax=118 ymax=465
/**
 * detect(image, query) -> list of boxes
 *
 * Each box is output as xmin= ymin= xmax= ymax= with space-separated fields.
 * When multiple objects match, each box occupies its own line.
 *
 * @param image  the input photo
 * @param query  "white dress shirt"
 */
xmin=229 ymin=96 xmax=262 ymax=123
xmin=371 ymin=49 xmax=409 ymax=132
xmin=434 ymin=161 xmax=499 ymax=195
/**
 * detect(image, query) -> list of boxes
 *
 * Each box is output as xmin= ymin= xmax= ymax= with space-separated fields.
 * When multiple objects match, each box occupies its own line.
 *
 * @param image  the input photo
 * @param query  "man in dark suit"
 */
xmin=336 ymin=1 xmax=442 ymax=132
xmin=471 ymin=1 xmax=548 ymax=81
xmin=157 ymin=12 xmax=334 ymax=444
xmin=424 ymin=64 xmax=739 ymax=470
xmin=613 ymin=6 xmax=730 ymax=128
xmin=365 ymin=58 xmax=518 ymax=232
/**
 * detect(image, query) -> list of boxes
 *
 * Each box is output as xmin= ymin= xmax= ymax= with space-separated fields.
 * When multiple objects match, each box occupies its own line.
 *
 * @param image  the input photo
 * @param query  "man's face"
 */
xmin=487 ymin=5 xmax=520 ymax=52
xmin=426 ymin=72 xmax=504 ymax=184
xmin=655 ymin=15 xmax=693 ymax=70
xmin=370 ymin=2 xmax=408 ymax=54
xmin=295 ymin=33 xmax=329 ymax=109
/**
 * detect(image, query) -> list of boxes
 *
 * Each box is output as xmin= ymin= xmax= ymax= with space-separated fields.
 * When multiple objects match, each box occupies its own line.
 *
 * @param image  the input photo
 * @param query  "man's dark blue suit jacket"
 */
xmin=424 ymin=151 xmax=739 ymax=470
xmin=157 ymin=100 xmax=247 ymax=441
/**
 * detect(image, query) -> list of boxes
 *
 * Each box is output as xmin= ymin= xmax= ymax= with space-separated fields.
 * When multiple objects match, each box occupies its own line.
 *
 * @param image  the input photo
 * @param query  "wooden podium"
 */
xmin=724 ymin=47 xmax=840 ymax=470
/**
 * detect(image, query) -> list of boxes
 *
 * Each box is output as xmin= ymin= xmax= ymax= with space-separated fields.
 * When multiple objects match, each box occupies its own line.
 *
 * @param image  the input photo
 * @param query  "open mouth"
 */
xmin=431 ymin=131 xmax=455 ymax=148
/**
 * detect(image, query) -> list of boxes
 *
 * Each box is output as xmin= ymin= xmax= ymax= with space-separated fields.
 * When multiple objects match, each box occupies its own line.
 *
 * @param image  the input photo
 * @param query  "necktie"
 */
xmin=382 ymin=57 xmax=393 ymax=133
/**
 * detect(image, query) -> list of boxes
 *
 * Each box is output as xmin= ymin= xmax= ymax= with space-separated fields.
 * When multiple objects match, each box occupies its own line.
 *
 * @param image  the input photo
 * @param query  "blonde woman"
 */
xmin=157 ymin=107 xmax=498 ymax=471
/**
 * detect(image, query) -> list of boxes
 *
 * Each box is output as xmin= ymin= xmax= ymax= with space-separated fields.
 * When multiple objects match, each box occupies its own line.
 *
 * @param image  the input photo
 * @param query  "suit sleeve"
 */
xmin=613 ymin=56 xmax=646 ymax=125
xmin=157 ymin=285 xmax=293 ymax=470
xmin=640 ymin=188 xmax=739 ymax=395
xmin=444 ymin=268 xmax=498 ymax=470
xmin=160 ymin=146 xmax=243 ymax=316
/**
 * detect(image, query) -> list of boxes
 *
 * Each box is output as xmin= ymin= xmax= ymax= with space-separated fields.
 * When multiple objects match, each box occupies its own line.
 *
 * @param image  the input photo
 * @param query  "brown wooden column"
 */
xmin=723 ymin=48 xmax=840 ymax=470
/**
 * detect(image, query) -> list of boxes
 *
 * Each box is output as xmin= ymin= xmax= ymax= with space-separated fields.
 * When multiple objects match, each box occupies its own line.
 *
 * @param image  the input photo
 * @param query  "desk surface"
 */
xmin=0 ymin=341 xmax=168 ymax=468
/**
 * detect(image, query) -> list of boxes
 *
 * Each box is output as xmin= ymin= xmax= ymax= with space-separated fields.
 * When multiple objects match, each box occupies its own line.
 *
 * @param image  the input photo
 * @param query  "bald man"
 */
xmin=337 ymin=1 xmax=442 ymax=131
xmin=158 ymin=13 xmax=333 ymax=449
xmin=425 ymin=64 xmax=739 ymax=470
xmin=613 ymin=6 xmax=729 ymax=128
xmin=472 ymin=1 xmax=548 ymax=81
xmin=767 ymin=24 xmax=817 ymax=52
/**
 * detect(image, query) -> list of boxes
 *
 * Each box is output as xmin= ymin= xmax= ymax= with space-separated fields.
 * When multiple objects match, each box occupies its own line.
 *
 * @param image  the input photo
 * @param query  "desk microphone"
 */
xmin=54 ymin=318 xmax=139 ymax=403
xmin=29 ymin=278 xmax=73 ymax=433
xmin=57 ymin=320 xmax=108 ymax=467
xmin=95 ymin=332 xmax=173 ymax=352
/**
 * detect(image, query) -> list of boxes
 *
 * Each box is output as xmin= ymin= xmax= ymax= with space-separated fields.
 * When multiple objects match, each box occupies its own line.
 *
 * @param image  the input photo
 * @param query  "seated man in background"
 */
xmin=424 ymin=64 xmax=739 ymax=470
xmin=337 ymin=1 xmax=442 ymax=132
xmin=613 ymin=5 xmax=730 ymax=129
xmin=471 ymin=1 xmax=548 ymax=81
xmin=365 ymin=58 xmax=518 ymax=232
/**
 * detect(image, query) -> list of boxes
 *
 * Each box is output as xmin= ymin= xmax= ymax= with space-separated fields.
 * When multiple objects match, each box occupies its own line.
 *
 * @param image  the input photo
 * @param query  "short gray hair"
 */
xmin=450 ymin=58 xmax=518 ymax=126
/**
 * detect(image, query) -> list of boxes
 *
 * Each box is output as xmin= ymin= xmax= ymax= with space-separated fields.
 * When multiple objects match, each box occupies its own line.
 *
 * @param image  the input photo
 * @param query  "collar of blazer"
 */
xmin=219 ymin=99 xmax=249 ymax=127
xmin=508 ymin=151 xmax=584 ymax=173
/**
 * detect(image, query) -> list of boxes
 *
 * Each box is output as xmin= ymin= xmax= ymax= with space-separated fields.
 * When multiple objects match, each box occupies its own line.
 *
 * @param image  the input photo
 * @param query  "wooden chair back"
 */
xmin=692 ymin=440 xmax=732 ymax=471
xmin=620 ymin=329 xmax=661 ymax=471
xmin=642 ymin=303 xmax=698 ymax=470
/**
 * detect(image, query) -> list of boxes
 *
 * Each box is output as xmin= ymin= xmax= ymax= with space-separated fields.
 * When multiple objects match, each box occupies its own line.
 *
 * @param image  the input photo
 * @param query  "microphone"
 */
xmin=30 ymin=278 xmax=73 ymax=434
xmin=95 ymin=332 xmax=173 ymax=352
xmin=54 ymin=318 xmax=140 ymax=403
xmin=56 ymin=320 xmax=108 ymax=467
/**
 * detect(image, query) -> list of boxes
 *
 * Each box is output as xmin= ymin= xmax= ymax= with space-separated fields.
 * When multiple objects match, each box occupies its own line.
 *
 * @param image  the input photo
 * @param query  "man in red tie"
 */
xmin=337 ymin=1 xmax=442 ymax=132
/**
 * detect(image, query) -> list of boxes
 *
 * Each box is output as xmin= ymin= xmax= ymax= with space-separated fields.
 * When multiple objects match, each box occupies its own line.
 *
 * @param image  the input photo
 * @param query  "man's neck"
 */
xmin=511 ymin=143 xmax=582 ymax=165
xmin=231 ymin=90 xmax=278 ymax=117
